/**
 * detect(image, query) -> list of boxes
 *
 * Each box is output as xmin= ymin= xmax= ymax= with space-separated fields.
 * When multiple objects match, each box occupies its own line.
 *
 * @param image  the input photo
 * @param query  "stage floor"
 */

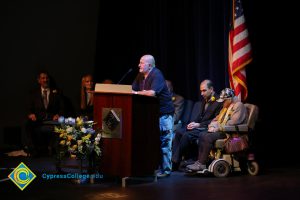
xmin=1 ymin=154 xmax=300 ymax=200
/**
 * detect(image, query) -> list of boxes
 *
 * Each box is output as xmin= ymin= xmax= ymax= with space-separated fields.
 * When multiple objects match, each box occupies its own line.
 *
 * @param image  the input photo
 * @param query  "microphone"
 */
xmin=117 ymin=68 xmax=133 ymax=84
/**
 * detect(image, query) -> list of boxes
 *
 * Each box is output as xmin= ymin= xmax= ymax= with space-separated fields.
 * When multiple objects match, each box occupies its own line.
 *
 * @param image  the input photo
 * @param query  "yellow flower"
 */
xmin=76 ymin=117 xmax=84 ymax=126
xmin=67 ymin=135 xmax=73 ymax=141
xmin=211 ymin=96 xmax=216 ymax=102
xmin=172 ymin=96 xmax=176 ymax=101
xmin=70 ymin=154 xmax=76 ymax=159
xmin=60 ymin=140 xmax=66 ymax=145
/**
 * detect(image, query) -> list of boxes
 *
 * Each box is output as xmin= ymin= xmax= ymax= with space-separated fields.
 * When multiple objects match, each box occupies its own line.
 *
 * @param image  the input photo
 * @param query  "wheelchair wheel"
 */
xmin=213 ymin=160 xmax=230 ymax=178
xmin=247 ymin=161 xmax=259 ymax=176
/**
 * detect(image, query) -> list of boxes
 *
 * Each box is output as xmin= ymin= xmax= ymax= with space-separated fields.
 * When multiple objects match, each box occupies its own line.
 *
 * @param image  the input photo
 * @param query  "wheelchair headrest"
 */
xmin=244 ymin=103 xmax=259 ymax=130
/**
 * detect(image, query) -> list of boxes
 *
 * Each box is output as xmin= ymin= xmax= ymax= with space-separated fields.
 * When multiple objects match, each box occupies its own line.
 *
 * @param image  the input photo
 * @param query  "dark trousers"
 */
xmin=172 ymin=128 xmax=202 ymax=163
xmin=197 ymin=131 xmax=226 ymax=163
xmin=26 ymin=120 xmax=55 ymax=155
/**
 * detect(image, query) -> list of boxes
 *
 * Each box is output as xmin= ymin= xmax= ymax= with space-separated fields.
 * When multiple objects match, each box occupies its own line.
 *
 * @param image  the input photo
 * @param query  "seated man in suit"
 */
xmin=172 ymin=80 xmax=222 ymax=170
xmin=165 ymin=80 xmax=185 ymax=133
xmin=26 ymin=71 xmax=65 ymax=156
xmin=186 ymin=88 xmax=248 ymax=172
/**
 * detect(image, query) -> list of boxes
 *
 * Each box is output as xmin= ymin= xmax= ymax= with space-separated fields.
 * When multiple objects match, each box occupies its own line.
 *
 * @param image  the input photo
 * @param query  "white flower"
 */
xmin=66 ymin=127 xmax=73 ymax=133
xmin=58 ymin=116 xmax=65 ymax=124
xmin=68 ymin=117 xmax=76 ymax=125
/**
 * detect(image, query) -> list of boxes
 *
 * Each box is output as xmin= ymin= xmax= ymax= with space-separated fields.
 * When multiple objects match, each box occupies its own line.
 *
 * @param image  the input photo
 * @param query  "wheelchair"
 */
xmin=188 ymin=103 xmax=259 ymax=178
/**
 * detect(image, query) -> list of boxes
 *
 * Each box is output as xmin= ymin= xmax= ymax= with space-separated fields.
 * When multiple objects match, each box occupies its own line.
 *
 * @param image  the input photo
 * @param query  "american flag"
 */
xmin=228 ymin=0 xmax=252 ymax=102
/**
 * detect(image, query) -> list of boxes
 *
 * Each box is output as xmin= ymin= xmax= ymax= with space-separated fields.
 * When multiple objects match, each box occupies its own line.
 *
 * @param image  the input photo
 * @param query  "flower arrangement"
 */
xmin=54 ymin=116 xmax=102 ymax=160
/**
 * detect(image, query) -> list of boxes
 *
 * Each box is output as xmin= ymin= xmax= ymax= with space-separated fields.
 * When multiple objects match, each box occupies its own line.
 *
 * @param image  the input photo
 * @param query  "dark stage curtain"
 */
xmin=93 ymin=0 xmax=300 ymax=164
xmin=93 ymin=0 xmax=241 ymax=101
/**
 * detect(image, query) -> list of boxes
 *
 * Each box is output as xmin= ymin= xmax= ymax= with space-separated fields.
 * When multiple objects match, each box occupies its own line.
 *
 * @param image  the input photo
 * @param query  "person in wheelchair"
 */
xmin=186 ymin=88 xmax=248 ymax=172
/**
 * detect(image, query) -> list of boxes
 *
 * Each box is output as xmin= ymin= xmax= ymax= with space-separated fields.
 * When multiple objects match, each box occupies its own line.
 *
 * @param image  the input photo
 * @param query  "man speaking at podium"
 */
xmin=132 ymin=54 xmax=174 ymax=178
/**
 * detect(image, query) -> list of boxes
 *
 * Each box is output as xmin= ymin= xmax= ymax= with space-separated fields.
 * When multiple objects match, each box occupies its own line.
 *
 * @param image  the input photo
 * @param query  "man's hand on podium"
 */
xmin=132 ymin=90 xmax=156 ymax=96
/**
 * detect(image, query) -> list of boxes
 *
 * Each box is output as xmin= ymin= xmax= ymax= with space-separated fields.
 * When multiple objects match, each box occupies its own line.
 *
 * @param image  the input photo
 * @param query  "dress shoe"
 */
xmin=179 ymin=159 xmax=196 ymax=168
xmin=186 ymin=161 xmax=207 ymax=171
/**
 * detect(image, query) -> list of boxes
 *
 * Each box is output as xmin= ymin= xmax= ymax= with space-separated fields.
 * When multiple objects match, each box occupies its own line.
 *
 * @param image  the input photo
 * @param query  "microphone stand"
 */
xmin=117 ymin=68 xmax=133 ymax=84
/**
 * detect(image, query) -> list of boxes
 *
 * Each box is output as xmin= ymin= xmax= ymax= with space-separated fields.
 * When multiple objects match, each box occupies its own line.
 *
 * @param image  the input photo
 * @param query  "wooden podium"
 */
xmin=93 ymin=84 xmax=160 ymax=178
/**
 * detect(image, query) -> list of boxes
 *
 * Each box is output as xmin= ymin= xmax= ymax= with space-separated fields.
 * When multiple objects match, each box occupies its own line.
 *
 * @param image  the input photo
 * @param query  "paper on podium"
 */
xmin=95 ymin=83 xmax=132 ymax=94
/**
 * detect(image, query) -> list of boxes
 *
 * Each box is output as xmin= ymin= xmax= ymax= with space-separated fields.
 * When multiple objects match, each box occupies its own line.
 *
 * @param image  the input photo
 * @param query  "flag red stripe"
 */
xmin=232 ymin=71 xmax=248 ymax=99
xmin=232 ymin=38 xmax=250 ymax=52
xmin=233 ymin=23 xmax=247 ymax=35
xmin=232 ymin=54 xmax=252 ymax=73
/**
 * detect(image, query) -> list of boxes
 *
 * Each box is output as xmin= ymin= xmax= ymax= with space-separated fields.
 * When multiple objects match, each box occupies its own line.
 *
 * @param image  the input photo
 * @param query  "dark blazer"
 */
xmin=28 ymin=87 xmax=64 ymax=121
xmin=173 ymin=93 xmax=185 ymax=124
xmin=192 ymin=95 xmax=223 ymax=129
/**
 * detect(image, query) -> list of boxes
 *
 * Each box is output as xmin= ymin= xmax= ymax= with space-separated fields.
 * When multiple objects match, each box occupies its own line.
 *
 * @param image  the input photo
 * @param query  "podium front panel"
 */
xmin=94 ymin=92 xmax=160 ymax=177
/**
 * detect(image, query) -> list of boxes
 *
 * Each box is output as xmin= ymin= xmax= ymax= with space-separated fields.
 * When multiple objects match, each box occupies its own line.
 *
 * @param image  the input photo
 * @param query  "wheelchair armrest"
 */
xmin=223 ymin=124 xmax=249 ymax=132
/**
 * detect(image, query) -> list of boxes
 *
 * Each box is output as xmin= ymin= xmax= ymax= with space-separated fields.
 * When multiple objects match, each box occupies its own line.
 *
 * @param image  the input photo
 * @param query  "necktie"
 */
xmin=204 ymin=101 xmax=209 ymax=111
xmin=43 ymin=89 xmax=48 ymax=109
xmin=87 ymin=93 xmax=91 ymax=106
